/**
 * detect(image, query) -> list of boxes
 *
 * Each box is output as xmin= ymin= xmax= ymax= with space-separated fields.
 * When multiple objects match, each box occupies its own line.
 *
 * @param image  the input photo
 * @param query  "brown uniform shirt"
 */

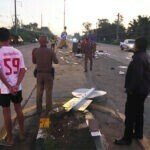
xmin=32 ymin=46 xmax=58 ymax=72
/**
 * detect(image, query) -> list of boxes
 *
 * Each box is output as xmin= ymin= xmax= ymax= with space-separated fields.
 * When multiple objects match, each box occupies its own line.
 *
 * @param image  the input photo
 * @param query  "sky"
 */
xmin=0 ymin=0 xmax=150 ymax=35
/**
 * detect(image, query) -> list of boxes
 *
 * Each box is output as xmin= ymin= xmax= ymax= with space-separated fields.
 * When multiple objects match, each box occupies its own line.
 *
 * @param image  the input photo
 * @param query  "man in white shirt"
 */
xmin=0 ymin=28 xmax=26 ymax=146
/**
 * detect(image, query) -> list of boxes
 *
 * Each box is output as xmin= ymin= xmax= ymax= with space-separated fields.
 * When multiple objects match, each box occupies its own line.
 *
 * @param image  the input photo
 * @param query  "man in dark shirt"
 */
xmin=115 ymin=37 xmax=150 ymax=145
xmin=82 ymin=37 xmax=93 ymax=72
xmin=32 ymin=35 xmax=58 ymax=115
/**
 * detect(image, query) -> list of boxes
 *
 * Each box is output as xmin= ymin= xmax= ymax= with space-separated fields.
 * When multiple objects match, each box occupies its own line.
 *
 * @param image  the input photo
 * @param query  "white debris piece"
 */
xmin=119 ymin=71 xmax=125 ymax=75
xmin=91 ymin=131 xmax=102 ymax=137
xmin=60 ymin=57 xmax=65 ymax=61
xmin=75 ymin=54 xmax=83 ymax=58
xmin=36 ymin=129 xmax=47 ymax=139
xmin=126 ymin=57 xmax=131 ymax=60
xmin=72 ymin=88 xmax=107 ymax=98
xmin=95 ymin=50 xmax=110 ymax=58
xmin=73 ymin=88 xmax=95 ymax=110
xmin=118 ymin=66 xmax=127 ymax=69
xmin=66 ymin=60 xmax=70 ymax=64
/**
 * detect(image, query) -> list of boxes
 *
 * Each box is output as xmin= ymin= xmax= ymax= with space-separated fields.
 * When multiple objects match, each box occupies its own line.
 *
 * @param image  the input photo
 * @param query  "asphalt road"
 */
xmin=97 ymin=43 xmax=133 ymax=65
xmin=97 ymin=43 xmax=150 ymax=65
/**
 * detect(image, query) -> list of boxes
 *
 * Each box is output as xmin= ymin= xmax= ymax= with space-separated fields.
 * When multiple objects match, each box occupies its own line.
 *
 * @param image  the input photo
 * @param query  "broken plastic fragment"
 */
xmin=118 ymin=66 xmax=127 ymax=69
xmin=119 ymin=71 xmax=125 ymax=75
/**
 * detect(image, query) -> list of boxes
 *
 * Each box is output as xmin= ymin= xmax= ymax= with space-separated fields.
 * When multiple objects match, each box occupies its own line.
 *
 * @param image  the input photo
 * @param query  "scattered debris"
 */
xmin=72 ymin=88 xmax=107 ymax=99
xmin=63 ymin=88 xmax=95 ymax=112
xmin=65 ymin=60 xmax=70 ymax=64
xmin=126 ymin=56 xmax=131 ymax=60
xmin=75 ymin=53 xmax=83 ymax=58
xmin=95 ymin=50 xmax=110 ymax=58
xmin=37 ymin=129 xmax=47 ymax=139
xmin=97 ymin=74 xmax=102 ymax=77
xmin=98 ymin=50 xmax=104 ymax=53
xmin=119 ymin=71 xmax=125 ymax=75
xmin=118 ymin=66 xmax=127 ymax=69
xmin=60 ymin=57 xmax=65 ymax=61
xmin=76 ymin=100 xmax=93 ymax=111
xmin=110 ymin=67 xmax=115 ymax=70
xmin=63 ymin=98 xmax=80 ymax=112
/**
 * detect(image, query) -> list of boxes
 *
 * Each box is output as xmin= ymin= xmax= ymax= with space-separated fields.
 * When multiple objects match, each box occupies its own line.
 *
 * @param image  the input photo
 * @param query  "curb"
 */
xmin=85 ymin=110 xmax=109 ymax=150
xmin=90 ymin=103 xmax=150 ymax=150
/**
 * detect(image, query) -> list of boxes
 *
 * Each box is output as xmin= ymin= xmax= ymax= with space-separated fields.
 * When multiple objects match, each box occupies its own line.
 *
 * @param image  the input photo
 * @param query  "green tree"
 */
xmin=83 ymin=22 xmax=92 ymax=33
xmin=127 ymin=15 xmax=150 ymax=43
xmin=74 ymin=33 xmax=81 ymax=40
xmin=96 ymin=19 xmax=126 ymax=42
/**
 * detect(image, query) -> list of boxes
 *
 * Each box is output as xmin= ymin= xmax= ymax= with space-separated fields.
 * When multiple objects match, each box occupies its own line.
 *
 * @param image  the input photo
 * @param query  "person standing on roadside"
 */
xmin=77 ymin=40 xmax=82 ymax=54
xmin=92 ymin=42 xmax=96 ymax=58
xmin=32 ymin=35 xmax=58 ymax=116
xmin=0 ymin=28 xmax=26 ymax=146
xmin=82 ymin=37 xmax=93 ymax=72
xmin=89 ymin=31 xmax=97 ymax=58
xmin=115 ymin=37 xmax=150 ymax=145
xmin=51 ymin=36 xmax=56 ymax=50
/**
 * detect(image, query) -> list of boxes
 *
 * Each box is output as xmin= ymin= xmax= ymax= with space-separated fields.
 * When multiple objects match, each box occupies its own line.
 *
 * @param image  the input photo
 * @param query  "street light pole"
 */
xmin=14 ymin=0 xmax=17 ymax=35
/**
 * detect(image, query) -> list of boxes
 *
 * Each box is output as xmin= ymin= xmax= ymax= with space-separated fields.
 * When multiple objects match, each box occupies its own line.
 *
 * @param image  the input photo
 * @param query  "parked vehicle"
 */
xmin=11 ymin=35 xmax=24 ymax=44
xmin=120 ymin=39 xmax=135 ymax=51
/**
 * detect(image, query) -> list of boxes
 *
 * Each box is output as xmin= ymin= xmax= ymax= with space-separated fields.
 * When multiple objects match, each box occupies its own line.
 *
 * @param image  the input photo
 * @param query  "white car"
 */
xmin=120 ymin=39 xmax=135 ymax=51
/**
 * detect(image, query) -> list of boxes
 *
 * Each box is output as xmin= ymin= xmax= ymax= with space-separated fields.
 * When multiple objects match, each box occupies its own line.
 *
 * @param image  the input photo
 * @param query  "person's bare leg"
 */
xmin=14 ymin=103 xmax=24 ymax=138
xmin=3 ymin=107 xmax=14 ymax=144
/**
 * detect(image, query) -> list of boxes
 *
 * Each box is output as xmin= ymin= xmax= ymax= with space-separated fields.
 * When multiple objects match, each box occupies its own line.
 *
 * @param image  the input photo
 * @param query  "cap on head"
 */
xmin=135 ymin=37 xmax=148 ymax=51
xmin=39 ymin=35 xmax=48 ymax=45
xmin=0 ymin=27 xmax=10 ymax=42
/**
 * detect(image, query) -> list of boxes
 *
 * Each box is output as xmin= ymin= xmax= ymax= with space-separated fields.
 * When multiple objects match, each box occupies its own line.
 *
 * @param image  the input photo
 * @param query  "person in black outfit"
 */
xmin=115 ymin=37 xmax=150 ymax=145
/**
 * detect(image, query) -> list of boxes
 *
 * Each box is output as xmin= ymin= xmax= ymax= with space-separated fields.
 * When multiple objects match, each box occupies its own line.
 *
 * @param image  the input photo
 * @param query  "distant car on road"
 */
xmin=120 ymin=39 xmax=135 ymax=52
xmin=31 ymin=38 xmax=38 ymax=43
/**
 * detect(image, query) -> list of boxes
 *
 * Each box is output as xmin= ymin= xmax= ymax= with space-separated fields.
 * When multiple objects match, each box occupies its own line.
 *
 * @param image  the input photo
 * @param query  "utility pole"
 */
xmin=14 ymin=0 xmax=17 ymax=35
xmin=64 ymin=0 xmax=66 ymax=29
xmin=116 ymin=13 xmax=120 ymax=41
xmin=116 ymin=13 xmax=123 ymax=41
xmin=96 ymin=22 xmax=99 ymax=42
xmin=41 ymin=13 xmax=43 ymax=28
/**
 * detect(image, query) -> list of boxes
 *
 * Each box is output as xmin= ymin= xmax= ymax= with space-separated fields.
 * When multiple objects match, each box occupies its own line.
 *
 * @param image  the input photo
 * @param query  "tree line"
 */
xmin=10 ymin=22 xmax=53 ymax=42
xmin=83 ymin=15 xmax=150 ymax=45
